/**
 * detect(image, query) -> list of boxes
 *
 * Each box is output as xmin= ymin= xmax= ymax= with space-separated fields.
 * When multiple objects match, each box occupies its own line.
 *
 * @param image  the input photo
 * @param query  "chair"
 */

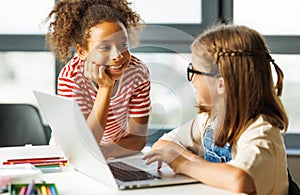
xmin=288 ymin=168 xmax=300 ymax=195
xmin=0 ymin=103 xmax=50 ymax=147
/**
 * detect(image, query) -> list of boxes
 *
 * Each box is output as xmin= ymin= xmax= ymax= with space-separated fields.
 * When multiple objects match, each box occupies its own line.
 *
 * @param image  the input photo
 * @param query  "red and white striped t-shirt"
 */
xmin=57 ymin=55 xmax=151 ymax=144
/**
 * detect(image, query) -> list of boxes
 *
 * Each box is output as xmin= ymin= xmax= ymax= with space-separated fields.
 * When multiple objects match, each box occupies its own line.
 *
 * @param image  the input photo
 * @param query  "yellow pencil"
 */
xmin=40 ymin=185 xmax=47 ymax=195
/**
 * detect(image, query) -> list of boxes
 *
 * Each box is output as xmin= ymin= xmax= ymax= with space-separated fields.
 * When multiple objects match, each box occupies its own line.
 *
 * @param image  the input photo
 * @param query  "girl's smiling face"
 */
xmin=79 ymin=21 xmax=131 ymax=81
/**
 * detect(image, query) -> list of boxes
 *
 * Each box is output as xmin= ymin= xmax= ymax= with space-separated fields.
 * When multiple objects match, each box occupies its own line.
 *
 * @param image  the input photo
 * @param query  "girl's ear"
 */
xmin=217 ymin=77 xmax=225 ymax=95
xmin=76 ymin=44 xmax=87 ymax=60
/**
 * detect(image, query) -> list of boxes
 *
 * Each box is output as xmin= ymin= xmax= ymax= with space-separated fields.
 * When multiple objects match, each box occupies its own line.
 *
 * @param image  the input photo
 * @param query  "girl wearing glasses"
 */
xmin=143 ymin=24 xmax=289 ymax=194
xmin=46 ymin=0 xmax=150 ymax=158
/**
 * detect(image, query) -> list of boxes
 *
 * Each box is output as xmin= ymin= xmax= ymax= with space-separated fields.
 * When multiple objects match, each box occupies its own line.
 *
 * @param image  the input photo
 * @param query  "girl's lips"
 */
xmin=107 ymin=64 xmax=123 ymax=69
xmin=106 ymin=62 xmax=125 ymax=72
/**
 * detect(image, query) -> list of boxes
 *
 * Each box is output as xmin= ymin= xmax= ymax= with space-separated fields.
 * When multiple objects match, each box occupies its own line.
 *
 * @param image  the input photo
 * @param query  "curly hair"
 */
xmin=45 ymin=0 xmax=144 ymax=62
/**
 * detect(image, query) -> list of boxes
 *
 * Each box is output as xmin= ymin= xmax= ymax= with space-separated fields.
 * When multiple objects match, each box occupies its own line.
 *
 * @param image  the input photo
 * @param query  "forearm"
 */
xmin=101 ymin=134 xmax=147 ymax=158
xmin=86 ymin=87 xmax=112 ymax=142
xmin=173 ymin=157 xmax=255 ymax=194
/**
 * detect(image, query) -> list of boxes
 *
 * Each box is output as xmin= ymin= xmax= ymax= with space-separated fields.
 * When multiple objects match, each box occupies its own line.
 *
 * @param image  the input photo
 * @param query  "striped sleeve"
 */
xmin=56 ymin=57 xmax=94 ymax=115
xmin=128 ymin=56 xmax=151 ymax=117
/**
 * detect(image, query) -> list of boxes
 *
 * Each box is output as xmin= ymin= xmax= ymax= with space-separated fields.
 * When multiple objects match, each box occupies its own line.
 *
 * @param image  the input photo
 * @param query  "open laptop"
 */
xmin=33 ymin=90 xmax=198 ymax=190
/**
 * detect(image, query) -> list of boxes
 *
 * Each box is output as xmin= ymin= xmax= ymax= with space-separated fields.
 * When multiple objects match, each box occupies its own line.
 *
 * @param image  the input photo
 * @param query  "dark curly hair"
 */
xmin=45 ymin=0 xmax=144 ymax=62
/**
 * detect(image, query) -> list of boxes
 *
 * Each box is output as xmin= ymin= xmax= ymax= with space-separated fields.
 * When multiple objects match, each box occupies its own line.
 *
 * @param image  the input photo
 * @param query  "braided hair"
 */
xmin=45 ymin=0 xmax=144 ymax=62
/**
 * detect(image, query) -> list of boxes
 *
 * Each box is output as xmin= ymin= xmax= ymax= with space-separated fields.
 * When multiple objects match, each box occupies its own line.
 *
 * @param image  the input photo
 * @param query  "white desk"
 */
xmin=0 ymin=145 xmax=242 ymax=195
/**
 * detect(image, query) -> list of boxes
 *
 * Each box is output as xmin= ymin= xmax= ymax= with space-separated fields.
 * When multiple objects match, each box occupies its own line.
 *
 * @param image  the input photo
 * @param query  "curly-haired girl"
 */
xmin=46 ymin=0 xmax=151 ymax=158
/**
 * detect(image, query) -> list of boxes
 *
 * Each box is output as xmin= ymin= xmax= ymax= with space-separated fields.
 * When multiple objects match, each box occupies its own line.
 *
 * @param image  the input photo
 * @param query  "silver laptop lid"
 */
xmin=33 ymin=90 xmax=118 ymax=189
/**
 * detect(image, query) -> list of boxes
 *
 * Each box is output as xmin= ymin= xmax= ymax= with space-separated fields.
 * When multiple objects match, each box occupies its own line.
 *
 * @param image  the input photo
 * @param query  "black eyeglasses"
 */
xmin=187 ymin=63 xmax=216 ymax=81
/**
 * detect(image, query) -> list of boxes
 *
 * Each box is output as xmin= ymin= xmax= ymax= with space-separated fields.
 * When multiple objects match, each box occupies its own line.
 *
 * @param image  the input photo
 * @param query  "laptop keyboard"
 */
xmin=108 ymin=161 xmax=160 ymax=182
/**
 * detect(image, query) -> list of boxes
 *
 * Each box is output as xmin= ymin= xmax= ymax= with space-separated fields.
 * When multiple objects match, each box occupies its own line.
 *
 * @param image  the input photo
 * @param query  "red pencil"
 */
xmin=6 ymin=157 xmax=63 ymax=162
xmin=3 ymin=157 xmax=67 ymax=166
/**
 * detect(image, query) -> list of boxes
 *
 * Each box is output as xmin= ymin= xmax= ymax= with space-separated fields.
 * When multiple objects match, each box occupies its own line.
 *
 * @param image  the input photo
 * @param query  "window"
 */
xmin=0 ymin=0 xmax=53 ymax=34
xmin=129 ymin=0 xmax=219 ymax=53
xmin=273 ymin=55 xmax=300 ymax=134
xmin=129 ymin=1 xmax=218 ymax=132
xmin=0 ymin=52 xmax=55 ymax=107
xmin=234 ymin=0 xmax=300 ymax=35
xmin=0 ymin=1 xmax=55 ymax=110
xmin=132 ymin=53 xmax=197 ymax=130
xmin=130 ymin=0 xmax=201 ymax=24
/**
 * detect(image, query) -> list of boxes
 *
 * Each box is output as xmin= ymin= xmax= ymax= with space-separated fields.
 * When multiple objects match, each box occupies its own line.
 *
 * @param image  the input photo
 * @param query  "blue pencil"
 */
xmin=50 ymin=185 xmax=57 ymax=195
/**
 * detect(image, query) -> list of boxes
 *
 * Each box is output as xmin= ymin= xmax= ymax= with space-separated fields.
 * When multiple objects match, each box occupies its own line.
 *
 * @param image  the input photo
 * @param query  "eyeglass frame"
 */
xmin=187 ymin=63 xmax=217 ymax=81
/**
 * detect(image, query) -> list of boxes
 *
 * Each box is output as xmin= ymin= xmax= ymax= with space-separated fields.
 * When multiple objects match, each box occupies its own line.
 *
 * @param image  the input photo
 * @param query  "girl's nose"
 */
xmin=110 ymin=46 xmax=123 ymax=61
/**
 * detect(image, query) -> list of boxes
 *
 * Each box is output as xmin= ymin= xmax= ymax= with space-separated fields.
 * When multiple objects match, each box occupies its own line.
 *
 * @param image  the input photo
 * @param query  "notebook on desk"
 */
xmin=33 ymin=90 xmax=198 ymax=190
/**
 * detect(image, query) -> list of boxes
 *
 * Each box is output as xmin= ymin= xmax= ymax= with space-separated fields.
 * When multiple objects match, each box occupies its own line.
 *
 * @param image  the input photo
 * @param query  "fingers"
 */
xmin=157 ymin=161 xmax=162 ymax=170
xmin=83 ymin=60 xmax=115 ymax=87
xmin=98 ymin=66 xmax=105 ymax=79
xmin=84 ymin=60 xmax=101 ymax=81
xmin=84 ymin=60 xmax=91 ymax=78
xmin=92 ymin=62 xmax=99 ymax=80
xmin=142 ymin=152 xmax=162 ymax=169
xmin=143 ymin=150 xmax=163 ymax=165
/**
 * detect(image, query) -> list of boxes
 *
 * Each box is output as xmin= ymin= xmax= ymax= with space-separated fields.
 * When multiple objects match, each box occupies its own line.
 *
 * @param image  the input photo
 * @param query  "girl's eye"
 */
xmin=98 ymin=45 xmax=111 ymax=51
xmin=119 ymin=43 xmax=128 ymax=52
xmin=120 ymin=43 xmax=128 ymax=48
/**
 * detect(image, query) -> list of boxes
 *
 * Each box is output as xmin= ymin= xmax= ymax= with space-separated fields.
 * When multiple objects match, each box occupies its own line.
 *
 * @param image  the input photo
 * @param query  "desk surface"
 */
xmin=0 ymin=145 xmax=242 ymax=195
